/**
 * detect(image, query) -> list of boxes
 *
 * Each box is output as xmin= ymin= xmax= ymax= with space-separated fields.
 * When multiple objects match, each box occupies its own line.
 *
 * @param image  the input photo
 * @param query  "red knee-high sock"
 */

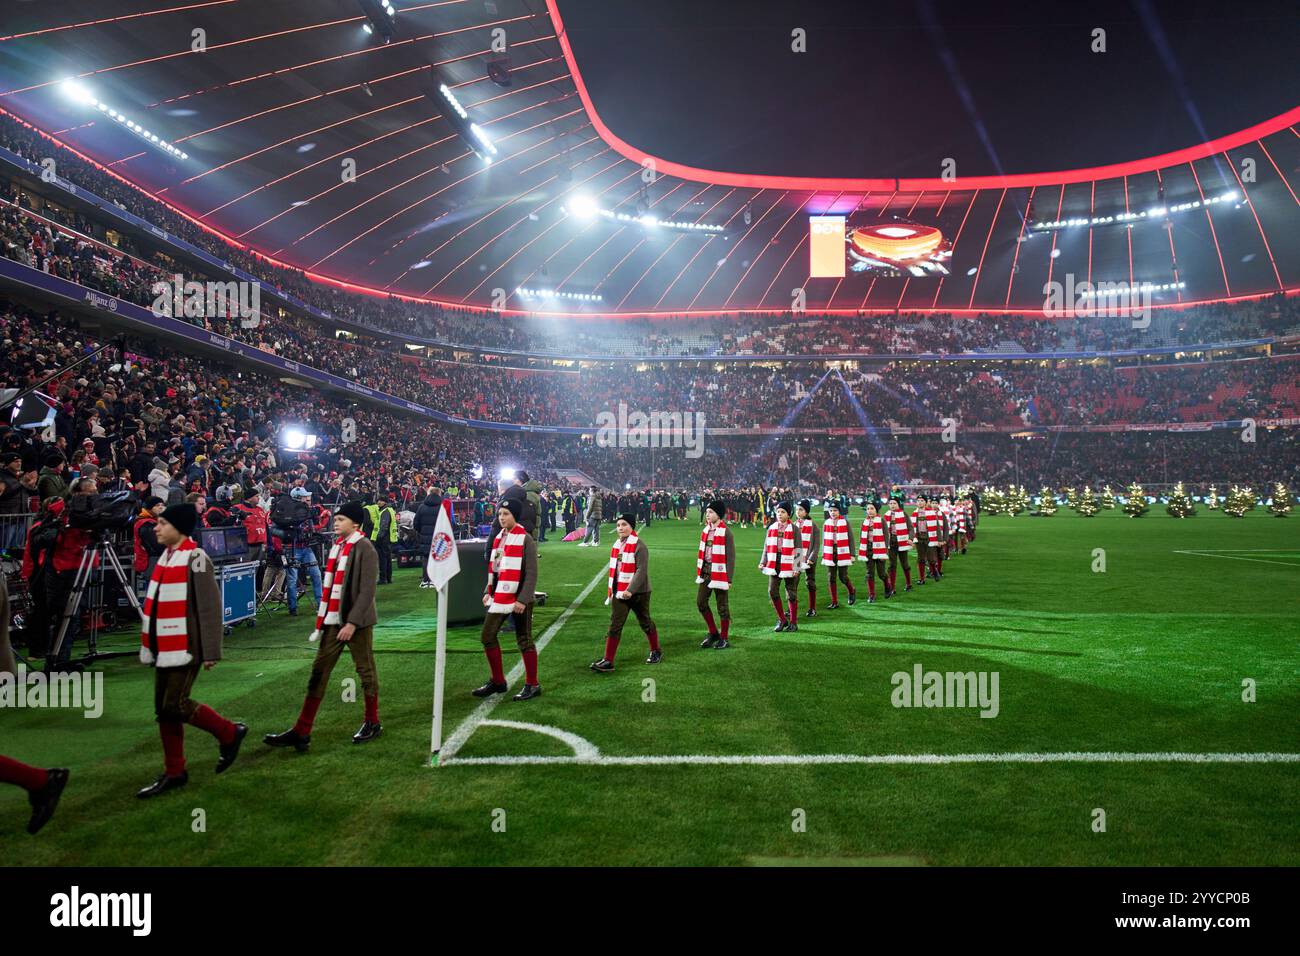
xmin=788 ymin=596 xmax=798 ymax=620
xmin=937 ymin=553 xmax=944 ymax=573
xmin=647 ymin=630 xmax=660 ymax=652
xmin=521 ymin=648 xmax=539 ymax=686
xmin=888 ymin=569 xmax=897 ymax=590
xmin=604 ymin=636 xmax=620 ymax=662
xmin=364 ymin=694 xmax=379 ymax=724
xmin=720 ymin=618 xmax=730 ymax=641
xmin=485 ymin=646 xmax=506 ymax=684
xmin=0 ymin=754 xmax=48 ymax=792
xmin=845 ymin=577 xmax=856 ymax=597
xmin=829 ymin=580 xmax=838 ymax=604
xmin=918 ymin=558 xmax=926 ymax=581
xmin=866 ymin=575 xmax=875 ymax=599
xmin=188 ymin=704 xmax=236 ymax=745
xmin=808 ymin=588 xmax=817 ymax=611
xmin=903 ymin=566 xmax=912 ymax=587
xmin=159 ymin=721 xmax=186 ymax=777
xmin=701 ymin=608 xmax=718 ymax=636
xmin=293 ymin=696 xmax=322 ymax=736
xmin=772 ymin=596 xmax=787 ymax=622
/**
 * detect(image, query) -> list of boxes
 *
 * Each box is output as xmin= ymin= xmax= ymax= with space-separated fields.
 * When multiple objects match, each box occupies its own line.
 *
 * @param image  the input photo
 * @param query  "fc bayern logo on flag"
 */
xmin=430 ymin=531 xmax=454 ymax=562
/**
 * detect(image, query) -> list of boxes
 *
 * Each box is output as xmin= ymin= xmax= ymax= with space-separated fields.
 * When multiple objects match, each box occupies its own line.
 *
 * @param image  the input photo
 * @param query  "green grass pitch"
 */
xmin=4 ymin=510 xmax=1298 ymax=865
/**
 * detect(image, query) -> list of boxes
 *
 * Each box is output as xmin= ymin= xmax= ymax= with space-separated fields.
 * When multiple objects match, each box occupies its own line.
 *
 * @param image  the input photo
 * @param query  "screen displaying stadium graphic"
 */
xmin=811 ymin=215 xmax=952 ymax=277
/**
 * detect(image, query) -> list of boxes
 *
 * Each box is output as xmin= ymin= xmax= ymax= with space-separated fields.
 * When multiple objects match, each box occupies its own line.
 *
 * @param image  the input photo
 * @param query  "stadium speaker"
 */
xmin=486 ymin=57 xmax=512 ymax=88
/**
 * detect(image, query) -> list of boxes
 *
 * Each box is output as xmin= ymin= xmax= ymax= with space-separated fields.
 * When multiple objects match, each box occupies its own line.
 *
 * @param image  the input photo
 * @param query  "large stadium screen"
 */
xmin=809 ymin=215 xmax=846 ymax=277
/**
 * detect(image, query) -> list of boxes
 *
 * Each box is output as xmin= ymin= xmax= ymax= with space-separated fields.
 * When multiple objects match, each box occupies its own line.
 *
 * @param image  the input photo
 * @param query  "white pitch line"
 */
xmin=437 ymin=564 xmax=608 ymax=762
xmin=1172 ymin=550 xmax=1300 ymax=568
xmin=440 ymin=751 xmax=1300 ymax=768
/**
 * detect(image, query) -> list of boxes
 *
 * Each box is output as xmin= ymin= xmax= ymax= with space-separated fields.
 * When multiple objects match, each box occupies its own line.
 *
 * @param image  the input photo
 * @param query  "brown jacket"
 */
xmin=484 ymin=531 xmax=538 ymax=606
xmin=622 ymin=538 xmax=651 ymax=595
xmin=147 ymin=546 xmax=223 ymax=666
xmin=339 ymin=534 xmax=379 ymax=628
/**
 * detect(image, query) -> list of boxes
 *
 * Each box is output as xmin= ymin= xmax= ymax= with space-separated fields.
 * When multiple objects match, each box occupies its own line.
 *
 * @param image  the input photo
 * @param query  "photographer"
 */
xmin=40 ymin=477 xmax=97 ymax=670
xmin=132 ymin=495 xmax=166 ymax=586
xmin=232 ymin=489 xmax=269 ymax=590
xmin=277 ymin=487 xmax=323 ymax=617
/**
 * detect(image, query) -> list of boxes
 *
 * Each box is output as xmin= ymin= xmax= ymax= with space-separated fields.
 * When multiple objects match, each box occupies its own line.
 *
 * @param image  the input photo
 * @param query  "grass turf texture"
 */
xmin=3 ymin=511 xmax=1297 ymax=865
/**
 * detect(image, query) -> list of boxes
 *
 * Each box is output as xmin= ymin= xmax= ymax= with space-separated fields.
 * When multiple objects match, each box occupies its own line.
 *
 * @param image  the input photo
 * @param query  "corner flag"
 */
xmin=429 ymin=500 xmax=461 ymax=759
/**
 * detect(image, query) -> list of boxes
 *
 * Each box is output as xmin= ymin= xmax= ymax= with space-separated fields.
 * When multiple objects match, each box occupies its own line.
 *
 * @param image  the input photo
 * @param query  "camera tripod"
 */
xmin=48 ymin=531 xmax=143 ymax=668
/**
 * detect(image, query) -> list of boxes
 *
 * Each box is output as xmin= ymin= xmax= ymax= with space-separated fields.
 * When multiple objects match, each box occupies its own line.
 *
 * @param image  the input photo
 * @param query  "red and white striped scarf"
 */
xmin=859 ymin=515 xmax=889 ymax=560
xmin=796 ymin=518 xmax=815 ymax=553
xmin=891 ymin=509 xmax=912 ymax=549
xmin=955 ymin=504 xmax=967 ymax=532
xmin=695 ymin=521 xmax=730 ymax=590
xmin=761 ymin=521 xmax=797 ymax=577
xmin=312 ymin=530 xmax=364 ymax=642
xmin=607 ymin=532 xmax=640 ymax=601
xmin=822 ymin=515 xmax=853 ymax=566
xmin=487 ymin=525 xmax=527 ymax=614
xmin=140 ymin=539 xmax=197 ymax=668
xmin=921 ymin=507 xmax=940 ymax=539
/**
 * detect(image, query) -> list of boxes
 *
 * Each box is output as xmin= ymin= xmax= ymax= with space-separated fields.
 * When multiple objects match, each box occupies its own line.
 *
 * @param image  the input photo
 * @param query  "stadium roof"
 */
xmin=1 ymin=0 xmax=1297 ymax=316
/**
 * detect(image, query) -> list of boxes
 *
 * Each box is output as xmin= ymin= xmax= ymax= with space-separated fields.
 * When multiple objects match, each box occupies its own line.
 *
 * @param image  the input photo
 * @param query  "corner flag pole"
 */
xmin=427 ymin=499 xmax=461 ymax=764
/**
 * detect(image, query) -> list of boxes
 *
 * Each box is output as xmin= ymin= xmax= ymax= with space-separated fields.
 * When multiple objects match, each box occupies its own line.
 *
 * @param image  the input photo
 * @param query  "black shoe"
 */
xmin=785 ymin=621 xmax=799 ymax=632
xmin=137 ymin=771 xmax=188 ymax=799
xmin=513 ymin=683 xmax=542 ymax=701
xmin=590 ymin=658 xmax=614 ymax=673
xmin=773 ymin=621 xmax=787 ymax=632
xmin=700 ymin=634 xmax=719 ymax=648
xmin=827 ymin=602 xmax=840 ymax=610
xmin=918 ymin=578 xmax=926 ymax=585
xmin=961 ymin=549 xmax=967 ymax=555
xmin=905 ymin=584 xmax=912 ymax=592
xmin=867 ymin=595 xmax=876 ymax=603
xmin=714 ymin=638 xmax=730 ymax=649
xmin=805 ymin=608 xmax=816 ymax=618
xmin=352 ymin=721 xmax=382 ymax=743
xmin=471 ymin=680 xmax=509 ymax=698
xmin=27 ymin=768 xmax=69 ymax=834
xmin=263 ymin=729 xmax=311 ymax=752
xmin=646 ymin=649 xmax=662 ymax=664
xmin=287 ymin=608 xmax=299 ymax=616
xmin=216 ymin=723 xmax=248 ymax=774
xmin=847 ymin=593 xmax=857 ymax=606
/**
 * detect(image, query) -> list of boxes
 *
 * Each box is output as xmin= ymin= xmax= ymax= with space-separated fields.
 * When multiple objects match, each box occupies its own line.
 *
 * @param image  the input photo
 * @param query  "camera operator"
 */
xmin=41 ymin=477 xmax=98 ymax=671
xmin=232 ymin=489 xmax=269 ymax=591
xmin=132 ymin=495 xmax=166 ymax=587
xmin=279 ymin=487 xmax=323 ymax=618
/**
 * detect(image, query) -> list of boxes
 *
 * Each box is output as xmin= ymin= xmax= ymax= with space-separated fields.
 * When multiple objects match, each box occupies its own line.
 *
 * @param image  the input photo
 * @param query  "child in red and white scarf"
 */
xmin=821 ymin=501 xmax=858 ymax=608
xmin=590 ymin=514 xmax=659 ymax=672
xmin=697 ymin=500 xmax=736 ymax=648
xmin=795 ymin=500 xmax=821 ymax=619
xmin=265 ymin=501 xmax=382 ymax=752
xmin=759 ymin=502 xmax=805 ymax=632
xmin=137 ymin=503 xmax=247 ymax=799
xmin=471 ymin=500 xmax=542 ymax=701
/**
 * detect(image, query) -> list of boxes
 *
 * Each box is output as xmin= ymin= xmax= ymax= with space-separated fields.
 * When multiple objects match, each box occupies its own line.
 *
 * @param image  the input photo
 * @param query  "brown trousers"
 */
xmin=154 ymin=662 xmax=202 ymax=723
xmin=865 ymin=557 xmax=890 ymax=586
xmin=481 ymin=604 xmax=535 ymax=653
xmin=306 ymin=624 xmax=379 ymax=700
xmin=889 ymin=548 xmax=913 ymax=576
xmin=696 ymin=582 xmax=730 ymax=621
xmin=767 ymin=574 xmax=798 ymax=602
xmin=607 ymin=591 xmax=655 ymax=639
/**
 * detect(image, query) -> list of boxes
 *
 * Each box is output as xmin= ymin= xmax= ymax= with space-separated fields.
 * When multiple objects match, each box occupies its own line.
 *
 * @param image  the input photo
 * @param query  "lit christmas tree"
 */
xmin=1076 ymin=485 xmax=1099 ymax=517
xmin=1123 ymin=482 xmax=1149 ymax=517
xmin=1165 ymin=481 xmax=1196 ymax=518
xmin=1205 ymin=485 xmax=1219 ymax=510
xmin=1269 ymin=482 xmax=1292 ymax=517
xmin=1037 ymin=487 xmax=1058 ymax=516
xmin=1100 ymin=485 xmax=1117 ymax=509
xmin=1064 ymin=486 xmax=1080 ymax=510
xmin=982 ymin=487 xmax=1005 ymax=515
xmin=1006 ymin=485 xmax=1029 ymax=516
xmin=1223 ymin=485 xmax=1256 ymax=518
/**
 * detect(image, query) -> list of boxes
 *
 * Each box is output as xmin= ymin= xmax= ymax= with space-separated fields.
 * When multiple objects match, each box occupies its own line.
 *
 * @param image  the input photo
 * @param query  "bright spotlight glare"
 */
xmin=569 ymin=194 xmax=599 ymax=219
xmin=283 ymin=428 xmax=306 ymax=450
xmin=499 ymin=466 xmax=517 ymax=482
xmin=60 ymin=79 xmax=94 ymax=105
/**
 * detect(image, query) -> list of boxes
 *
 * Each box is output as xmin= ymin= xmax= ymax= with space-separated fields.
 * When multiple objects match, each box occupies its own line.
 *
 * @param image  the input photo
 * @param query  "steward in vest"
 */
xmin=590 ymin=514 xmax=660 ymax=672
xmin=822 ymin=500 xmax=857 ymax=608
xmin=132 ymin=496 xmax=166 ymax=579
xmin=365 ymin=494 xmax=398 ymax=585
xmin=264 ymin=501 xmax=382 ymax=752
xmin=886 ymin=498 xmax=915 ymax=593
xmin=137 ymin=503 xmax=248 ymax=798
xmin=795 ymin=500 xmax=821 ymax=618
xmin=696 ymin=500 xmax=736 ymax=649
xmin=858 ymin=502 xmax=893 ymax=602
xmin=473 ymin=500 xmax=541 ymax=701
xmin=760 ymin=502 xmax=806 ymax=633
